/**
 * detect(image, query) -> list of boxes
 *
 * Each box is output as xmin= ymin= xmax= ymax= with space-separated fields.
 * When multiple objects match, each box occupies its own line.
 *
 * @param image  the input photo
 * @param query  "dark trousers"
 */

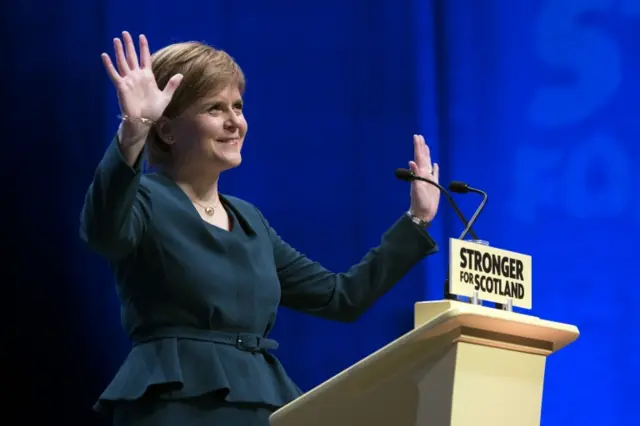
xmin=112 ymin=394 xmax=275 ymax=426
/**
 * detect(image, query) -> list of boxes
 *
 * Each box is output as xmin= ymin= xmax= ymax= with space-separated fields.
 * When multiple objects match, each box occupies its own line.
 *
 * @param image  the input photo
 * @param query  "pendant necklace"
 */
xmin=192 ymin=198 xmax=221 ymax=216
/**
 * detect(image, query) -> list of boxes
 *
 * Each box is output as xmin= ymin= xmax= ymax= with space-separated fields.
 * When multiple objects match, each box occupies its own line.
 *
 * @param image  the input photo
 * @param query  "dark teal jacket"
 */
xmin=80 ymin=137 xmax=438 ymax=414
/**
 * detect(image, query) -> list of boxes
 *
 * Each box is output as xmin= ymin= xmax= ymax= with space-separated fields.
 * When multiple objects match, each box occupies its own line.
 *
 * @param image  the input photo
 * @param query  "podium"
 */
xmin=269 ymin=300 xmax=579 ymax=426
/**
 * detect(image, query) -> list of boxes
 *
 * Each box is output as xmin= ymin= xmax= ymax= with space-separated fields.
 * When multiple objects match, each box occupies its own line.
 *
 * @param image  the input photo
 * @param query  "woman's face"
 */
xmin=168 ymin=84 xmax=248 ymax=173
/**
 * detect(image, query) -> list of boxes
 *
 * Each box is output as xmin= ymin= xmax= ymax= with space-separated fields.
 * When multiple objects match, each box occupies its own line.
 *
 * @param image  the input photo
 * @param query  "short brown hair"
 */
xmin=147 ymin=41 xmax=246 ymax=167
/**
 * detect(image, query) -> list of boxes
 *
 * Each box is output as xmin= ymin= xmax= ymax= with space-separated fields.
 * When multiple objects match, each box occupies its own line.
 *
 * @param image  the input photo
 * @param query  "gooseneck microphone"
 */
xmin=394 ymin=168 xmax=479 ymax=240
xmin=448 ymin=181 xmax=488 ymax=241
xmin=449 ymin=180 xmax=500 ymax=308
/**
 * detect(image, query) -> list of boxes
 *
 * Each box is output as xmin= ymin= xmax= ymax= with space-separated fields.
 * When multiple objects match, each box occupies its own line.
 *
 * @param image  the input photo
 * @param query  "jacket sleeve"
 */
xmin=79 ymin=136 xmax=152 ymax=259
xmin=257 ymin=210 xmax=439 ymax=322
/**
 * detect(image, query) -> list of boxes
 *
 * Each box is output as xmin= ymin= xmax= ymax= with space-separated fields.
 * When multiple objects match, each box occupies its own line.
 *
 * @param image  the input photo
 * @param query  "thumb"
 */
xmin=163 ymin=73 xmax=184 ymax=97
xmin=408 ymin=160 xmax=418 ymax=174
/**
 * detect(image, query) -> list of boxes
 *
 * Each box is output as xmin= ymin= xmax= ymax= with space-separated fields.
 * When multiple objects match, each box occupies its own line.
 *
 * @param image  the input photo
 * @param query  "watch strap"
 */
xmin=406 ymin=210 xmax=430 ymax=228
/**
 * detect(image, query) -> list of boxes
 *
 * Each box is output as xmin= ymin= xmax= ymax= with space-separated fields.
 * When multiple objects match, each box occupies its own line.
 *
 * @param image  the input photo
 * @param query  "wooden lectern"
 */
xmin=269 ymin=300 xmax=579 ymax=426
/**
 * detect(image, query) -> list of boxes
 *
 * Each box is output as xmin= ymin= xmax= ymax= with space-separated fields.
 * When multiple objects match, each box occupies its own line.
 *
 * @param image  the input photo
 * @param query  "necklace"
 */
xmin=192 ymin=198 xmax=221 ymax=216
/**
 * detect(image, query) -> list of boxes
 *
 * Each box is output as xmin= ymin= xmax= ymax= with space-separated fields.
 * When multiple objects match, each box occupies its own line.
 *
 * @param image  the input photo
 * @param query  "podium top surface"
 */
xmin=413 ymin=300 xmax=579 ymax=353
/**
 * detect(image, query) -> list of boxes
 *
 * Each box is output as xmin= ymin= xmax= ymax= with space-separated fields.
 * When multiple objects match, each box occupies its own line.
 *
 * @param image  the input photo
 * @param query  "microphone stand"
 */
xmin=449 ymin=181 xmax=503 ymax=309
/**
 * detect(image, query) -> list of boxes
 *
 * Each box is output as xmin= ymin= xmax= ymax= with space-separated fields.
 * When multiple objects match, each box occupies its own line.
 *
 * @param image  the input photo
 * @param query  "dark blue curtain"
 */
xmin=11 ymin=0 xmax=638 ymax=425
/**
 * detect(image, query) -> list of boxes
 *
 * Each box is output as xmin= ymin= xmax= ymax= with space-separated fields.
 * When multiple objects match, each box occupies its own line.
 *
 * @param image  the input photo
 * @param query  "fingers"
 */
xmin=421 ymin=135 xmax=432 ymax=166
xmin=413 ymin=134 xmax=432 ymax=168
xmin=413 ymin=135 xmax=422 ymax=165
xmin=139 ymin=34 xmax=152 ymax=69
xmin=111 ymin=31 xmax=142 ymax=76
xmin=101 ymin=53 xmax=121 ymax=84
xmin=432 ymin=163 xmax=440 ymax=183
xmin=113 ymin=38 xmax=129 ymax=76
xmin=163 ymin=73 xmax=184 ymax=97
xmin=122 ymin=31 xmax=140 ymax=70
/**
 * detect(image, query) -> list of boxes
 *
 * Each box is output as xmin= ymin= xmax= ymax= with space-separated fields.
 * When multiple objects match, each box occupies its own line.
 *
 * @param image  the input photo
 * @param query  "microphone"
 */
xmin=448 ymin=181 xmax=488 ymax=241
xmin=394 ymin=168 xmax=479 ymax=240
xmin=449 ymin=180 xmax=501 ymax=309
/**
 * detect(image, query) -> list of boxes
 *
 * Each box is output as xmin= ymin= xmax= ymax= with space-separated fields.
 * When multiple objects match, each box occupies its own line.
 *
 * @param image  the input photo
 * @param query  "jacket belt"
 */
xmin=131 ymin=327 xmax=279 ymax=353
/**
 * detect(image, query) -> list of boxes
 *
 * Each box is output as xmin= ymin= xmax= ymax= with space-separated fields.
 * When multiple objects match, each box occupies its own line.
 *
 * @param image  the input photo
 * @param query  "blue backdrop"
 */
xmin=10 ymin=0 xmax=638 ymax=425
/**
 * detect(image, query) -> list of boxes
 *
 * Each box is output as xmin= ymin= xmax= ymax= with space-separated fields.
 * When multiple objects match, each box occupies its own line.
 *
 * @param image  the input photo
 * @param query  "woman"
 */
xmin=81 ymin=31 xmax=442 ymax=426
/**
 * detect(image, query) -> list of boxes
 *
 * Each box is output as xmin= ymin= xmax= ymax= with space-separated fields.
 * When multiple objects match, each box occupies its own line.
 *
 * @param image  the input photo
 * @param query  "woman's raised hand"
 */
xmin=408 ymin=134 xmax=441 ymax=223
xmin=101 ymin=31 xmax=183 ymax=124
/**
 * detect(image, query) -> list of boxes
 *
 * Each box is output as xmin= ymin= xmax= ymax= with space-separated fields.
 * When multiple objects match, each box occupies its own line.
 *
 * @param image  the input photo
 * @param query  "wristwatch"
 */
xmin=406 ymin=210 xmax=430 ymax=229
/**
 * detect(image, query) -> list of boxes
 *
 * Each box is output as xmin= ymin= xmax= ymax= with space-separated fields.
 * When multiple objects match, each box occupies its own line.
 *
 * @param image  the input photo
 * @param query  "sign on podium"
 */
xmin=448 ymin=238 xmax=533 ymax=309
